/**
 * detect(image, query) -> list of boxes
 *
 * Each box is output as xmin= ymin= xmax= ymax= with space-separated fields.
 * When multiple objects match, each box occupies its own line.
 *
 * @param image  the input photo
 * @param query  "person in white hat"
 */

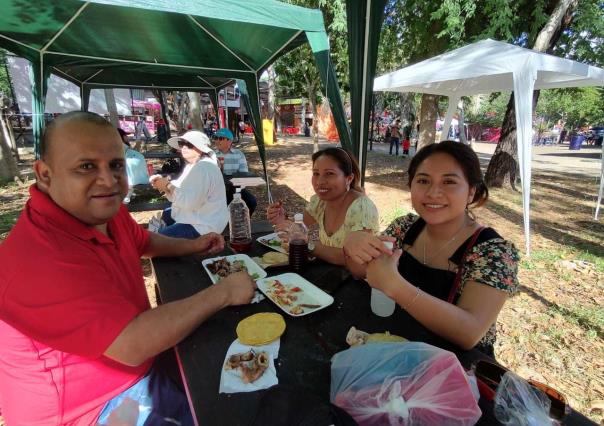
xmin=150 ymin=131 xmax=228 ymax=238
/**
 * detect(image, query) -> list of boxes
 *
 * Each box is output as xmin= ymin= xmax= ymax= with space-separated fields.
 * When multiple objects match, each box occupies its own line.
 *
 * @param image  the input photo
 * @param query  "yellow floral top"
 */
xmin=306 ymin=194 xmax=379 ymax=248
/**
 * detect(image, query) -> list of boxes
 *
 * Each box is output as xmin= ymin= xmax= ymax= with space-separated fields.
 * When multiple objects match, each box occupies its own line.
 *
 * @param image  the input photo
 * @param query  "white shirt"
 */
xmin=167 ymin=157 xmax=228 ymax=235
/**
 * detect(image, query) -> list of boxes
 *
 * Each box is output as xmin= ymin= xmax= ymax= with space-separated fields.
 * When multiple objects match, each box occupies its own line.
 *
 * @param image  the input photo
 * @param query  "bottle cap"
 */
xmin=294 ymin=213 xmax=303 ymax=222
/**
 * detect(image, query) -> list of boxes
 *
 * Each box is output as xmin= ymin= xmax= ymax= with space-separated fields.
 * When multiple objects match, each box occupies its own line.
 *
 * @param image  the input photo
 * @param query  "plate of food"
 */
xmin=202 ymin=254 xmax=267 ymax=284
xmin=257 ymin=233 xmax=287 ymax=254
xmin=256 ymin=273 xmax=334 ymax=317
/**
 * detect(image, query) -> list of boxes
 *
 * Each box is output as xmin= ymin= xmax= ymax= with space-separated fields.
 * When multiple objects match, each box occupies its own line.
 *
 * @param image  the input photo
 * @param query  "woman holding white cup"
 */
xmin=343 ymin=141 xmax=519 ymax=355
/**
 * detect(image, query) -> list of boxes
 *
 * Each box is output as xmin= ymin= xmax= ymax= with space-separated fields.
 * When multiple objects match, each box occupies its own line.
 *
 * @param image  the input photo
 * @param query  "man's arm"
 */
xmin=105 ymin=272 xmax=255 ymax=366
xmin=143 ymin=231 xmax=224 ymax=258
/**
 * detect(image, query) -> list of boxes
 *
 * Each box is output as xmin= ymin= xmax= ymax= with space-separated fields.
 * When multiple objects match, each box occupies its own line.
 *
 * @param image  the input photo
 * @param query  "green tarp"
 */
xmin=0 ymin=0 xmax=350 ymax=166
xmin=346 ymin=0 xmax=387 ymax=184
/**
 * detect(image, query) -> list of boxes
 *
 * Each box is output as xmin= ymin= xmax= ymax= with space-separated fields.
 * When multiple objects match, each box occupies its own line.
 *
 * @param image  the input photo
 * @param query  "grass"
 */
xmin=0 ymin=211 xmax=19 ymax=235
xmin=380 ymin=206 xmax=409 ymax=228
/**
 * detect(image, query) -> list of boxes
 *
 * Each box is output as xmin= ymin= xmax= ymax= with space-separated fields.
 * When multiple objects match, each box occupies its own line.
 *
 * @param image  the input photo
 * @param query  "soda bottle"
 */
xmin=288 ymin=213 xmax=308 ymax=271
xmin=228 ymin=188 xmax=252 ymax=252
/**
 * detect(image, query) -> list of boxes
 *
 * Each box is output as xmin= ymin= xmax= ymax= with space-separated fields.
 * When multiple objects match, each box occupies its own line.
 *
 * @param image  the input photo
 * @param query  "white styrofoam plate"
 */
xmin=202 ymin=254 xmax=267 ymax=284
xmin=256 ymin=273 xmax=334 ymax=317
xmin=256 ymin=233 xmax=287 ymax=254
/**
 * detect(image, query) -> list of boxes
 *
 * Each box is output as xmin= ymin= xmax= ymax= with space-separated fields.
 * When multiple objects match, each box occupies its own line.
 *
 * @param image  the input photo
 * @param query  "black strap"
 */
xmin=447 ymin=227 xmax=484 ymax=303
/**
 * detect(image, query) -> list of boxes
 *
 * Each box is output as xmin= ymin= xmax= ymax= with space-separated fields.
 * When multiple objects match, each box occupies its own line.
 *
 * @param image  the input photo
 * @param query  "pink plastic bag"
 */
xmin=330 ymin=342 xmax=481 ymax=425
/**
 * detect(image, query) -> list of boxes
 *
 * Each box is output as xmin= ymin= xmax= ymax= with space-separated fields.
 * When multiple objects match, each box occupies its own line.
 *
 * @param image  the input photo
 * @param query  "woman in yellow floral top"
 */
xmin=267 ymin=147 xmax=379 ymax=265
xmin=343 ymin=141 xmax=519 ymax=355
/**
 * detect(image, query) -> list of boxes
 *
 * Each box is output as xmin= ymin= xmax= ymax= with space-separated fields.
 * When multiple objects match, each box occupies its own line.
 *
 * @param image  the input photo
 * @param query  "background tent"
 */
xmin=374 ymin=39 xmax=604 ymax=254
xmin=0 ymin=0 xmax=352 ymax=183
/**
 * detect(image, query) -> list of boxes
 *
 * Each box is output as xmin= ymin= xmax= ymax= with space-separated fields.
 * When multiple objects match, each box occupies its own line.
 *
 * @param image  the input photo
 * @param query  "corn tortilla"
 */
xmin=236 ymin=312 xmax=286 ymax=345
xmin=262 ymin=252 xmax=288 ymax=265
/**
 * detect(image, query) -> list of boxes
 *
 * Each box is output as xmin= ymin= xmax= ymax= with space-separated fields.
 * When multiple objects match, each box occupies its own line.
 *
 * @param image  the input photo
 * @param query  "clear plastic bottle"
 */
xmin=288 ymin=213 xmax=308 ymax=271
xmin=228 ymin=188 xmax=252 ymax=252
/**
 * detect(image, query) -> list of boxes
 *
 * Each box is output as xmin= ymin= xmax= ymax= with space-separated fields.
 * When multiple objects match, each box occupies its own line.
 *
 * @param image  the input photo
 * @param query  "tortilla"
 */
xmin=236 ymin=312 xmax=286 ymax=345
xmin=262 ymin=252 xmax=288 ymax=265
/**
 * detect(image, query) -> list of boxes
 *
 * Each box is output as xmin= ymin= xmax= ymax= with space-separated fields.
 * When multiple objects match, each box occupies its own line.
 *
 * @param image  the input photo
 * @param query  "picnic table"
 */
xmin=151 ymin=222 xmax=595 ymax=426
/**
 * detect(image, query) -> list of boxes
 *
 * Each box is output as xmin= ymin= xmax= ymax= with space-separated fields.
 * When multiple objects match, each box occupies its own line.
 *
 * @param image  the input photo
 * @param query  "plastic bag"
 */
xmin=330 ymin=342 xmax=481 ymax=426
xmin=494 ymin=372 xmax=557 ymax=426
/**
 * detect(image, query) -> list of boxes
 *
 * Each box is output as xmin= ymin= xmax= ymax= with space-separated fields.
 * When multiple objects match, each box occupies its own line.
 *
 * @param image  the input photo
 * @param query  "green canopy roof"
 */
xmin=0 ymin=0 xmax=352 ymax=180
xmin=0 ymin=0 xmax=324 ymax=89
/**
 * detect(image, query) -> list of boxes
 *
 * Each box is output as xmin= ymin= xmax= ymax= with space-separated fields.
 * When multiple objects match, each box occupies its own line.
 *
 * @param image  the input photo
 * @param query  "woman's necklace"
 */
xmin=422 ymin=220 xmax=468 ymax=265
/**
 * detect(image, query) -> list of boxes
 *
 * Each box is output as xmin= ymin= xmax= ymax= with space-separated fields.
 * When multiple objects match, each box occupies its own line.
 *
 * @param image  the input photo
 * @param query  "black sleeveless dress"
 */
xmin=387 ymin=215 xmax=518 ymax=356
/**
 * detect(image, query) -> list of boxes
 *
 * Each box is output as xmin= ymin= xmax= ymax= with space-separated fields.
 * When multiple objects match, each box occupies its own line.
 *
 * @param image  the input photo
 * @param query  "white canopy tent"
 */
xmin=374 ymin=39 xmax=604 ymax=254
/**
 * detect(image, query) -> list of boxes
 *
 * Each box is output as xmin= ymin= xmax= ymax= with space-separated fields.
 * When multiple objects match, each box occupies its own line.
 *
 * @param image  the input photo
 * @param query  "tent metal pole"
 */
xmin=358 ymin=0 xmax=372 ymax=183
xmin=369 ymin=93 xmax=375 ymax=151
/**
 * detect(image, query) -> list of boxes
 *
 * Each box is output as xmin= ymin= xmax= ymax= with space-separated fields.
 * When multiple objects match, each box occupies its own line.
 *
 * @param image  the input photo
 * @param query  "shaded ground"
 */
xmin=0 ymin=137 xmax=602 ymax=423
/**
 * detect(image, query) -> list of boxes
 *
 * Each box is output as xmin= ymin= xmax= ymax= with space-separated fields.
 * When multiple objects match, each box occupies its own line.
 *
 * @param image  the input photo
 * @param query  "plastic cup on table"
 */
xmin=370 ymin=240 xmax=396 ymax=317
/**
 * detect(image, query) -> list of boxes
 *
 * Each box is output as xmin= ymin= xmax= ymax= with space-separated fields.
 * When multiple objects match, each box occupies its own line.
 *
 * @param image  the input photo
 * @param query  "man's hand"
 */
xmin=194 ymin=233 xmax=225 ymax=255
xmin=215 ymin=271 xmax=256 ymax=305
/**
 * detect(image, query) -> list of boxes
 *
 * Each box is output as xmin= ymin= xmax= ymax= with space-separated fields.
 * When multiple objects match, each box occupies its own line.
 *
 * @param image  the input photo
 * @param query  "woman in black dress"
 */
xmin=343 ymin=141 xmax=519 ymax=355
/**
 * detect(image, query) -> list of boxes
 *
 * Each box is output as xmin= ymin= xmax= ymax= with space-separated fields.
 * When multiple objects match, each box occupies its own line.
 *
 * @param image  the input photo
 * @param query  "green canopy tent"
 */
xmin=345 ymin=0 xmax=387 ymax=185
xmin=0 ymin=0 xmax=352 ymax=190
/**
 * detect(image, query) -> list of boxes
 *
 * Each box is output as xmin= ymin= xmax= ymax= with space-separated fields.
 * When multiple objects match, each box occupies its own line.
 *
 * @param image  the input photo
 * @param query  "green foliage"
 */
xmin=0 ymin=50 xmax=13 ymax=101
xmin=275 ymin=0 xmax=348 ymax=100
xmin=465 ymin=92 xmax=511 ymax=127
xmin=536 ymin=87 xmax=604 ymax=130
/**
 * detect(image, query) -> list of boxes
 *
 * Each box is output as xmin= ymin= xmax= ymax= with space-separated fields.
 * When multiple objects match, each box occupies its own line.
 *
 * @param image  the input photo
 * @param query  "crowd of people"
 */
xmin=0 ymin=111 xmax=519 ymax=424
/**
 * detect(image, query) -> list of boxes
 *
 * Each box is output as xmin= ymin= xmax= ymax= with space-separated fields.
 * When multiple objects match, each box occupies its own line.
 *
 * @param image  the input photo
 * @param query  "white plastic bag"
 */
xmin=330 ymin=342 xmax=481 ymax=426
xmin=494 ymin=372 xmax=556 ymax=426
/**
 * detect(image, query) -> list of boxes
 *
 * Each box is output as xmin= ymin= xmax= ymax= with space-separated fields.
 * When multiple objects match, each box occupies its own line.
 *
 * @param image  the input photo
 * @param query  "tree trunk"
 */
xmin=308 ymin=86 xmax=319 ymax=153
xmin=176 ymin=92 xmax=187 ymax=132
xmin=418 ymin=94 xmax=438 ymax=149
xmin=0 ymin=115 xmax=18 ymax=180
xmin=485 ymin=0 xmax=578 ymax=188
xmin=187 ymin=92 xmax=204 ymax=130
xmin=104 ymin=89 xmax=119 ymax=128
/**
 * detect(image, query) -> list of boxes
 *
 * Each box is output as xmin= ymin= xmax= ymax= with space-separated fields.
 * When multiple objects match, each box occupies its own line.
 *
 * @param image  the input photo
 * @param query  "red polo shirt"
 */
xmin=0 ymin=185 xmax=152 ymax=425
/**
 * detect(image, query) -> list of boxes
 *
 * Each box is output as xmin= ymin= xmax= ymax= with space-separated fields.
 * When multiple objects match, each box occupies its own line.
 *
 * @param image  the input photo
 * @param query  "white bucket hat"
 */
xmin=167 ymin=131 xmax=215 ymax=158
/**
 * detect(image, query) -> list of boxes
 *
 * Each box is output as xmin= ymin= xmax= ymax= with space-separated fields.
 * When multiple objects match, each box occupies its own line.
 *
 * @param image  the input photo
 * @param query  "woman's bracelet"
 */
xmin=403 ymin=286 xmax=422 ymax=311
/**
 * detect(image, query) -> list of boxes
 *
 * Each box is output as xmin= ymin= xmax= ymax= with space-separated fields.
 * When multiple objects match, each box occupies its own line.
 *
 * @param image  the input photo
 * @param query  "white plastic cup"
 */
xmin=370 ymin=239 xmax=396 ymax=317
xmin=370 ymin=288 xmax=396 ymax=317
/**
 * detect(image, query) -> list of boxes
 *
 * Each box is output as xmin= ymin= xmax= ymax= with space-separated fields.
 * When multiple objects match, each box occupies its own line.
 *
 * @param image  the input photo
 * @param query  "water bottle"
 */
xmin=228 ymin=188 xmax=252 ymax=252
xmin=288 ymin=213 xmax=308 ymax=271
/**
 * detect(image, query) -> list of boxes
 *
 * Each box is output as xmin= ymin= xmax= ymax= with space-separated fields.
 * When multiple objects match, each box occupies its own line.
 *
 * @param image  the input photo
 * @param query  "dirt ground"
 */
xmin=0 ymin=136 xmax=602 ymax=424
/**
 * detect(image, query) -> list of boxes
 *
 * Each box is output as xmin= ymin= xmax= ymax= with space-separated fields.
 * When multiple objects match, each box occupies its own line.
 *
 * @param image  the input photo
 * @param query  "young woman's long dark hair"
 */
xmin=407 ymin=141 xmax=489 ymax=208
xmin=311 ymin=147 xmax=363 ymax=192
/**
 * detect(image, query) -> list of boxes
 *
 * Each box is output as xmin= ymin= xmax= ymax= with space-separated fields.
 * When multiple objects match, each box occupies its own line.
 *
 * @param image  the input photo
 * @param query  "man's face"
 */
xmin=34 ymin=121 xmax=128 ymax=227
xmin=215 ymin=137 xmax=232 ymax=153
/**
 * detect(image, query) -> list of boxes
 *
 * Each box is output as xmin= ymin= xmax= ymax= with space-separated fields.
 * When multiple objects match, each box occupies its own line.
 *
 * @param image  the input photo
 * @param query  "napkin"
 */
xmin=219 ymin=338 xmax=280 ymax=394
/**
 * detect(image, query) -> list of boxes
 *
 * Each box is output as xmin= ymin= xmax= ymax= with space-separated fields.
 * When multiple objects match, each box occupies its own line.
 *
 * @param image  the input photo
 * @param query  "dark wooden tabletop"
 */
xmin=151 ymin=223 xmax=595 ymax=426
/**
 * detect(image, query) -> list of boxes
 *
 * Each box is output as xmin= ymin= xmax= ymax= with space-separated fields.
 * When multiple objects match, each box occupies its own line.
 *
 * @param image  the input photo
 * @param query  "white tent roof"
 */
xmin=374 ymin=39 xmax=604 ymax=254
xmin=374 ymin=39 xmax=604 ymax=96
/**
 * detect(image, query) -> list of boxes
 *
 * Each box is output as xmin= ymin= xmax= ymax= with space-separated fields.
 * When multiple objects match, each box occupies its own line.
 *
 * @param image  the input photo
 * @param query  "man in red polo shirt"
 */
xmin=0 ymin=111 xmax=255 ymax=425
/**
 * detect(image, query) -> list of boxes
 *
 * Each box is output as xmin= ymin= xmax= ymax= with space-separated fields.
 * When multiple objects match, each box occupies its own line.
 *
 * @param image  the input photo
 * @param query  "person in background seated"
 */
xmin=0 ymin=111 xmax=255 ymax=425
xmin=267 ymin=147 xmax=379 ymax=265
xmin=150 ymin=131 xmax=228 ymax=238
xmin=343 ymin=141 xmax=519 ymax=355
xmin=213 ymin=127 xmax=257 ymax=216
